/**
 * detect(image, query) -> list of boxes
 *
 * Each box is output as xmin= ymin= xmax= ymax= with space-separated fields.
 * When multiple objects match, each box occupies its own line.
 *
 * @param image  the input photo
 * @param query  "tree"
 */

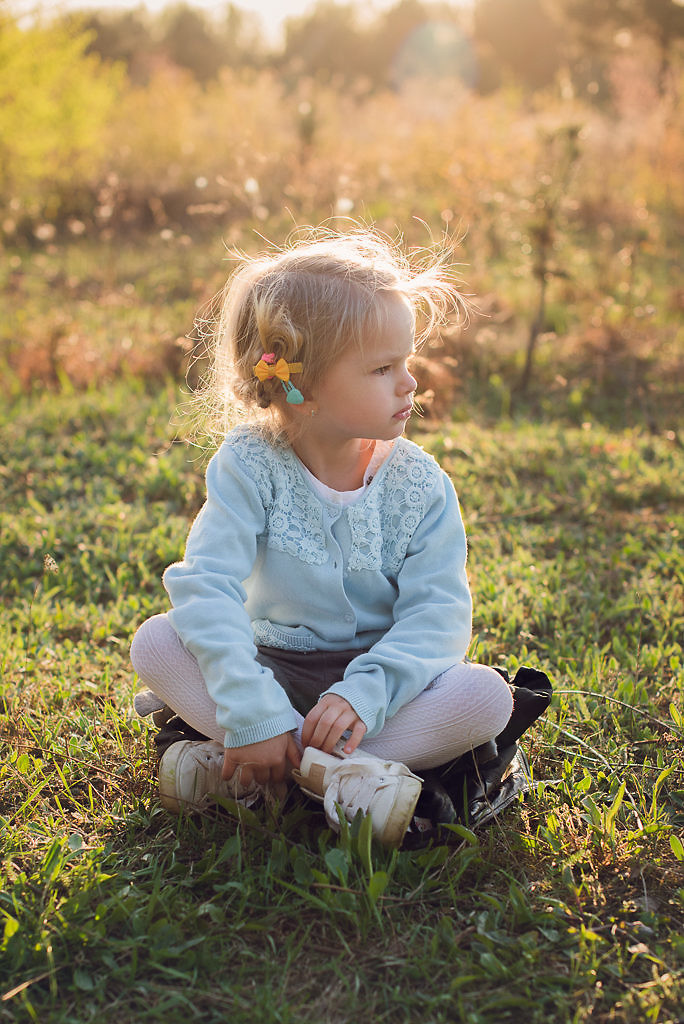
xmin=221 ymin=4 xmax=266 ymax=68
xmin=282 ymin=1 xmax=368 ymax=83
xmin=70 ymin=4 xmax=265 ymax=83
xmin=280 ymin=0 xmax=469 ymax=89
xmin=370 ymin=0 xmax=472 ymax=88
xmin=78 ymin=9 xmax=156 ymax=83
xmin=473 ymin=0 xmax=566 ymax=91
xmin=0 ymin=14 xmax=122 ymax=218
xmin=161 ymin=4 xmax=228 ymax=84
xmin=549 ymin=0 xmax=684 ymax=91
xmin=367 ymin=0 xmax=430 ymax=86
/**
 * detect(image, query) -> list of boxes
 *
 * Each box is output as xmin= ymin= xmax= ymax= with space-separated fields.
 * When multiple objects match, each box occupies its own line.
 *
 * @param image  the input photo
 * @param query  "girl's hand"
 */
xmin=301 ymin=693 xmax=367 ymax=755
xmin=222 ymin=732 xmax=301 ymax=789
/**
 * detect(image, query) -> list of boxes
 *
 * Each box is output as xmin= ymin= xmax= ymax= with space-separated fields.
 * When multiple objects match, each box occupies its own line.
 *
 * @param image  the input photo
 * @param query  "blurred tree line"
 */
xmin=1 ymin=0 xmax=681 ymax=245
xmin=2 ymin=0 xmax=681 ymax=402
xmin=63 ymin=0 xmax=683 ymax=97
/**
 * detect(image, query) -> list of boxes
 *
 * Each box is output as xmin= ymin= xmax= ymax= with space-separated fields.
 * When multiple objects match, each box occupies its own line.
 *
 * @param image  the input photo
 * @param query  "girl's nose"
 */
xmin=399 ymin=367 xmax=417 ymax=393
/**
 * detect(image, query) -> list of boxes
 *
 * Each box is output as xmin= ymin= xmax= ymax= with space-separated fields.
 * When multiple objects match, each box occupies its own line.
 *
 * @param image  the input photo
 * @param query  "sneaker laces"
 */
xmin=189 ymin=744 xmax=262 ymax=808
xmin=322 ymin=761 xmax=397 ymax=831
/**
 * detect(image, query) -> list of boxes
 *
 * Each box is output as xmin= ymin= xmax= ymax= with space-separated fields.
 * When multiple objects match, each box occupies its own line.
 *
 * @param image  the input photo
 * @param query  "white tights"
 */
xmin=130 ymin=614 xmax=513 ymax=771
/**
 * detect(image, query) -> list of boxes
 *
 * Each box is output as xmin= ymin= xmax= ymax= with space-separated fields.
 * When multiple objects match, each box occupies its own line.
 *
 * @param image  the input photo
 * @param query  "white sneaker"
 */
xmin=158 ymin=739 xmax=261 ymax=813
xmin=292 ymin=746 xmax=423 ymax=848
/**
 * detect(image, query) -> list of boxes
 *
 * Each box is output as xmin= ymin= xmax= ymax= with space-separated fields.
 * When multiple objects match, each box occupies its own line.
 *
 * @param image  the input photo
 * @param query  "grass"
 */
xmin=3 ymin=229 xmax=683 ymax=435
xmin=1 ymin=41 xmax=682 ymax=1017
xmin=1 ymin=373 xmax=682 ymax=1023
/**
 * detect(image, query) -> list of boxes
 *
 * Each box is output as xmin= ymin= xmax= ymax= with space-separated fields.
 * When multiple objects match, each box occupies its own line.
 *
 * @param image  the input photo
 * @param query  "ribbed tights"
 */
xmin=130 ymin=614 xmax=513 ymax=771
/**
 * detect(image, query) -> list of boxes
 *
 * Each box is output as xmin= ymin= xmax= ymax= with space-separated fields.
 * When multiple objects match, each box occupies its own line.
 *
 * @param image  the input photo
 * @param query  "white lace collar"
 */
xmin=229 ymin=426 xmax=441 ymax=573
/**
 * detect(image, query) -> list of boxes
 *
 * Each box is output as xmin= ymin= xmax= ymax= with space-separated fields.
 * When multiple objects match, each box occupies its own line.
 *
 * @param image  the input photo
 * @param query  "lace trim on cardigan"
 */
xmin=231 ymin=428 xmax=328 ymax=565
xmin=229 ymin=428 xmax=441 ymax=572
xmin=346 ymin=445 xmax=441 ymax=574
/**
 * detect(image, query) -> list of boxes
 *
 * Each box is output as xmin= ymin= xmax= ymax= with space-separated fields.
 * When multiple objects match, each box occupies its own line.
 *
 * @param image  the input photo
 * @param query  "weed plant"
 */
xmin=2 ymin=46 xmax=682 ymax=406
xmin=2 ymin=227 xmax=682 ymax=435
xmin=1 ymin=375 xmax=682 ymax=1023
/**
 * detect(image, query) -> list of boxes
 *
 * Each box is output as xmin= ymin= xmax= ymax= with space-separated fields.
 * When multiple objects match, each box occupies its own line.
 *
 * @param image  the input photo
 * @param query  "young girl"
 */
xmin=130 ymin=228 xmax=513 ymax=847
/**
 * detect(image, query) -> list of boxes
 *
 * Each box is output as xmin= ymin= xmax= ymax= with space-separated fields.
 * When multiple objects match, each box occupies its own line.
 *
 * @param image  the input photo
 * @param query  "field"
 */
xmin=1 ymin=16 xmax=684 ymax=1020
xmin=0 ymin=231 xmax=682 ymax=1022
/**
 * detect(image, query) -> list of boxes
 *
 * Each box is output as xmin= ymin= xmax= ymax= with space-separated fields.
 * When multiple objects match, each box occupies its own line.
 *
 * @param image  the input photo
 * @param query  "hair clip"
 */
xmin=253 ymin=353 xmax=304 ymax=404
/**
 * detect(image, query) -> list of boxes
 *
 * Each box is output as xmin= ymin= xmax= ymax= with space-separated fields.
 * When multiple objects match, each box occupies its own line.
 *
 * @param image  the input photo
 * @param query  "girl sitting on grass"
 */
xmin=130 ymin=227 xmax=513 ymax=847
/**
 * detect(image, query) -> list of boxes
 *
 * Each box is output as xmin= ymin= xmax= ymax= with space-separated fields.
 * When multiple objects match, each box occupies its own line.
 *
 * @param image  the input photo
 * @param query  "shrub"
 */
xmin=0 ymin=14 xmax=123 ymax=233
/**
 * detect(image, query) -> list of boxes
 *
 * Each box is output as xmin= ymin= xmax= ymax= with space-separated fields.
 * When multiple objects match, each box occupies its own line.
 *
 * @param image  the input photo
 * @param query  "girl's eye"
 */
xmin=374 ymin=365 xmax=390 ymax=375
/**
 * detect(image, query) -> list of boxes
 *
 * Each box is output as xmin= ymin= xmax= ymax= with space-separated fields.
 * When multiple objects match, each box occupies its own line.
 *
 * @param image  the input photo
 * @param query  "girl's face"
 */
xmin=310 ymin=296 xmax=418 ymax=445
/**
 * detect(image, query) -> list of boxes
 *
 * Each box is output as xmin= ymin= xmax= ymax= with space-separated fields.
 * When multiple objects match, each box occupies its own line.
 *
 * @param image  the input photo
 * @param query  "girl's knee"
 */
xmin=439 ymin=661 xmax=513 ymax=736
xmin=130 ymin=613 xmax=173 ymax=674
xmin=470 ymin=663 xmax=514 ymax=733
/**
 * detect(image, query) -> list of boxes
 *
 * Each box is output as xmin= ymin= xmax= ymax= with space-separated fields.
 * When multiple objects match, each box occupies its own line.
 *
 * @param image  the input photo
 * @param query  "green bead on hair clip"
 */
xmin=283 ymin=381 xmax=304 ymax=404
xmin=253 ymin=353 xmax=304 ymax=404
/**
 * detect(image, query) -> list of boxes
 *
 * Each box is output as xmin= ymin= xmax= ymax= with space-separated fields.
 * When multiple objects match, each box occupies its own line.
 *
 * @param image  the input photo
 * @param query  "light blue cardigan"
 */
xmin=164 ymin=426 xmax=472 ymax=748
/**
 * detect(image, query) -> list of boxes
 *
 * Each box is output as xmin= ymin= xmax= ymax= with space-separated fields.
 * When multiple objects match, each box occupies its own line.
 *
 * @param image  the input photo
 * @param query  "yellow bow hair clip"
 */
xmin=253 ymin=353 xmax=304 ymax=404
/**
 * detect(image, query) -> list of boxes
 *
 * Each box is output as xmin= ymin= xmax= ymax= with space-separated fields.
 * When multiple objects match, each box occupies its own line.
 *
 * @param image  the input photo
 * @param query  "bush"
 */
xmin=0 ymin=14 xmax=123 ymax=233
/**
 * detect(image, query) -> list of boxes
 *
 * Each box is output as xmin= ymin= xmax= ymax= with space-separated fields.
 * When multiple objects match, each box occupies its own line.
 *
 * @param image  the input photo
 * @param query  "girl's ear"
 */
xmin=289 ymin=380 xmax=317 ymax=417
xmin=292 ymin=399 xmax=318 ymax=418
xmin=277 ymin=395 xmax=317 ymax=423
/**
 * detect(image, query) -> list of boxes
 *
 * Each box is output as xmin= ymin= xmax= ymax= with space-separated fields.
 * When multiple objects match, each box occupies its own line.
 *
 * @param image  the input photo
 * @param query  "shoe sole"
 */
xmin=378 ymin=776 xmax=422 ymax=847
xmin=158 ymin=740 xmax=216 ymax=813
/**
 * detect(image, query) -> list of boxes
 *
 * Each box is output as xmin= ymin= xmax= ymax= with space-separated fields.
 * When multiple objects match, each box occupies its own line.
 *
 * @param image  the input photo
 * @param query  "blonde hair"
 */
xmin=190 ymin=225 xmax=468 ymax=443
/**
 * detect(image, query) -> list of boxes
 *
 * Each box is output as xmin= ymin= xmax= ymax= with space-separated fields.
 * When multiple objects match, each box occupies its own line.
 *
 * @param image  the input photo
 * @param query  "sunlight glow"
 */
xmin=11 ymin=0 xmax=472 ymax=43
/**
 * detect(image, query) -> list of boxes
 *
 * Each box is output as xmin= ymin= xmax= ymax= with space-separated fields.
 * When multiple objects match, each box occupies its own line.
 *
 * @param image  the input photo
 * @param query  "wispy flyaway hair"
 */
xmin=189 ymin=224 xmax=469 ymax=442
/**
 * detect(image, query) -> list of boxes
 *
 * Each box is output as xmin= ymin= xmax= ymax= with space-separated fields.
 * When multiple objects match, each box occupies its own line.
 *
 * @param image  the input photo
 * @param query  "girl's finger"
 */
xmin=307 ymin=713 xmax=333 ymax=751
xmin=321 ymin=711 xmax=356 ymax=753
xmin=300 ymin=714 xmax=314 ymax=748
xmin=236 ymin=763 xmax=255 ymax=788
xmin=286 ymin=733 xmax=302 ymax=769
xmin=322 ymin=720 xmax=346 ymax=752
xmin=301 ymin=703 xmax=326 ymax=747
xmin=316 ymin=713 xmax=348 ymax=752
xmin=343 ymin=719 xmax=367 ymax=755
xmin=252 ymin=765 xmax=271 ymax=787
